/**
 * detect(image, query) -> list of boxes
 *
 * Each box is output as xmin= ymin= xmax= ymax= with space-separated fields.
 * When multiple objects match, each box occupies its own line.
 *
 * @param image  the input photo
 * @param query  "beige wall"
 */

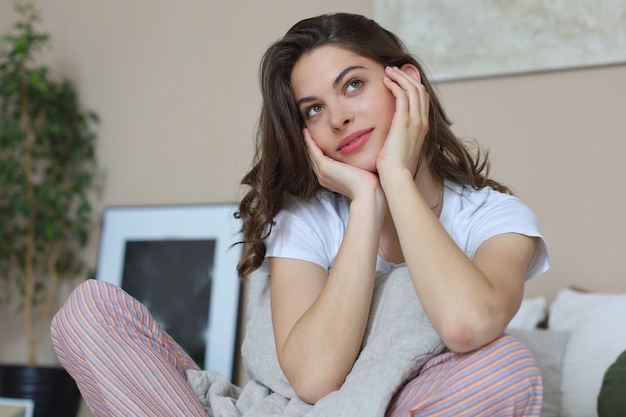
xmin=1 ymin=0 xmax=625 ymax=395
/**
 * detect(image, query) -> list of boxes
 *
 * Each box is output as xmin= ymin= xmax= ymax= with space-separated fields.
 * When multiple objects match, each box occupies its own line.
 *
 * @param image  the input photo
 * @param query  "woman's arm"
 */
xmin=270 ymin=177 xmax=385 ymax=404
xmin=382 ymin=167 xmax=537 ymax=351
xmin=377 ymin=66 xmax=538 ymax=352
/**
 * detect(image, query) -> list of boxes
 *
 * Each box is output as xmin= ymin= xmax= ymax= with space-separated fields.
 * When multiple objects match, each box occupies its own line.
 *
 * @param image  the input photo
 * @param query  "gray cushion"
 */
xmin=508 ymin=328 xmax=569 ymax=417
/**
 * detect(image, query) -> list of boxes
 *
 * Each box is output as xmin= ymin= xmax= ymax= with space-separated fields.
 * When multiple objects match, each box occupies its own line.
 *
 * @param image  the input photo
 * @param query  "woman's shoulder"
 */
xmin=280 ymin=189 xmax=350 ymax=223
xmin=443 ymin=180 xmax=549 ymax=278
xmin=264 ymin=189 xmax=349 ymax=272
xmin=442 ymin=179 xmax=543 ymax=244
xmin=444 ymin=180 xmax=528 ymax=217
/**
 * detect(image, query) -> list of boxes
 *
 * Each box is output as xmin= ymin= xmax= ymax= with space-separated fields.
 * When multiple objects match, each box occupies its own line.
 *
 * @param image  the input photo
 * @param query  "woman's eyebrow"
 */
xmin=296 ymin=65 xmax=367 ymax=108
xmin=333 ymin=65 xmax=366 ymax=87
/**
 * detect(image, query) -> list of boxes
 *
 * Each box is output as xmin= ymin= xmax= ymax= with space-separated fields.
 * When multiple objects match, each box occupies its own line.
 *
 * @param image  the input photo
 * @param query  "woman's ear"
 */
xmin=399 ymin=64 xmax=421 ymax=83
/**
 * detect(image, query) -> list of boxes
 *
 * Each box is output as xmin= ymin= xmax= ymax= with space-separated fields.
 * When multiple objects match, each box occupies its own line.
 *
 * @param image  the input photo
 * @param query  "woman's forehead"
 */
xmin=291 ymin=45 xmax=378 ymax=94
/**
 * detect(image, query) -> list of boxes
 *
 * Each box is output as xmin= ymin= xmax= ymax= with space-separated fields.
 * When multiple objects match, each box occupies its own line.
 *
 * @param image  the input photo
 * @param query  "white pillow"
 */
xmin=548 ymin=288 xmax=626 ymax=417
xmin=507 ymin=296 xmax=547 ymax=330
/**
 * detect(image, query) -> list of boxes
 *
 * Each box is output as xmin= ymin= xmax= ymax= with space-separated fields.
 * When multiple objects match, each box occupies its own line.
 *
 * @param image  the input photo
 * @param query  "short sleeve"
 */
xmin=262 ymin=191 xmax=348 ymax=272
xmin=442 ymin=182 xmax=550 ymax=280
xmin=469 ymin=195 xmax=549 ymax=279
xmin=264 ymin=208 xmax=329 ymax=268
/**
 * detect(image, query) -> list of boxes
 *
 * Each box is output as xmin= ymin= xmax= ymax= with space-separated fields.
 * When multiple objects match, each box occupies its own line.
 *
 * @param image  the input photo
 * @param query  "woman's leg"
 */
xmin=386 ymin=334 xmax=542 ymax=417
xmin=51 ymin=279 xmax=207 ymax=417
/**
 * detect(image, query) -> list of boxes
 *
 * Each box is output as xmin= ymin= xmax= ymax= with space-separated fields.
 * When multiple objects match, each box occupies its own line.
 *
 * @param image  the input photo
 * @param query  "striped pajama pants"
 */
xmin=51 ymin=279 xmax=542 ymax=417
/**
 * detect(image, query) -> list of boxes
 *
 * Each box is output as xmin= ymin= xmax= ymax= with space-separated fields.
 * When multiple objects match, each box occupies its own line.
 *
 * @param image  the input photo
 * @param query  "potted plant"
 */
xmin=0 ymin=2 xmax=98 ymax=415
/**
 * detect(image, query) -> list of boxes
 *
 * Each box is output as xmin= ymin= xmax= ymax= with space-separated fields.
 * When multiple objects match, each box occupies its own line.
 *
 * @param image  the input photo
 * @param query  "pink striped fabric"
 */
xmin=386 ymin=334 xmax=543 ymax=416
xmin=51 ymin=279 xmax=206 ymax=416
xmin=52 ymin=280 xmax=542 ymax=416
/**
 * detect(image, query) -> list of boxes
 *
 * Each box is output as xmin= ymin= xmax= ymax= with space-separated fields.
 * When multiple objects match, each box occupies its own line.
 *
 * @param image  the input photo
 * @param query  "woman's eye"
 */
xmin=346 ymin=79 xmax=362 ymax=93
xmin=306 ymin=104 xmax=323 ymax=118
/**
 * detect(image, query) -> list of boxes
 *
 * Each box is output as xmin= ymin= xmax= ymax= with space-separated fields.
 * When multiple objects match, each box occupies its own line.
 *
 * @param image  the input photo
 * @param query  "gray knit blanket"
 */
xmin=186 ymin=266 xmax=444 ymax=417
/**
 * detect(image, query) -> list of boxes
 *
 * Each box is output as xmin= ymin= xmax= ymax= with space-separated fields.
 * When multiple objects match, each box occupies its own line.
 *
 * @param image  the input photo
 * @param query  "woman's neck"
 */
xmin=415 ymin=166 xmax=444 ymax=213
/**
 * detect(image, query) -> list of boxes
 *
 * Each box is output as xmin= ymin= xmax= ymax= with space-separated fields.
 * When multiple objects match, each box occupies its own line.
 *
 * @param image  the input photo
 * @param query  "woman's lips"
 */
xmin=337 ymin=128 xmax=374 ymax=155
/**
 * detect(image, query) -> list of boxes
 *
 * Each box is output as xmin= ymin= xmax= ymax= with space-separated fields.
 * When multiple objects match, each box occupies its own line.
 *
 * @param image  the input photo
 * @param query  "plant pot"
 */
xmin=0 ymin=364 xmax=81 ymax=417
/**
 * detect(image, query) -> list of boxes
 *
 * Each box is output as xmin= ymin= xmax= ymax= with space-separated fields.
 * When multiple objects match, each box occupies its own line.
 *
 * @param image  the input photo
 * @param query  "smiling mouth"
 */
xmin=340 ymin=136 xmax=361 ymax=150
xmin=337 ymin=128 xmax=374 ymax=153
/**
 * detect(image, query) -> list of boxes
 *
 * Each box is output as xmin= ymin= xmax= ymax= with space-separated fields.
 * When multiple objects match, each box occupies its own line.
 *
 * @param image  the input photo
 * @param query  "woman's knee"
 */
xmin=483 ymin=334 xmax=542 ymax=375
xmin=452 ymin=335 xmax=542 ymax=414
xmin=51 ymin=279 xmax=125 ymax=337
xmin=480 ymin=334 xmax=543 ymax=397
xmin=388 ymin=335 xmax=543 ymax=416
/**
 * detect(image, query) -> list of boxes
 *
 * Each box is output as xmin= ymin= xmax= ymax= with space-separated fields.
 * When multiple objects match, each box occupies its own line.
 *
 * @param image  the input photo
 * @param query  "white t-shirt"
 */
xmin=262 ymin=179 xmax=550 ymax=279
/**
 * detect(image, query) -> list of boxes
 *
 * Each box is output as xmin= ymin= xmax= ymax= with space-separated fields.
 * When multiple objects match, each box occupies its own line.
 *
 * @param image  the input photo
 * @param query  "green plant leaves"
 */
xmin=0 ymin=1 xmax=100 ymax=366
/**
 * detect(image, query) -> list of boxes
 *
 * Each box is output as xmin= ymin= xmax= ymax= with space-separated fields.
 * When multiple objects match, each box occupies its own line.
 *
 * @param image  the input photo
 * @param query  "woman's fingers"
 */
xmin=304 ymin=128 xmax=346 ymax=191
xmin=378 ymin=66 xmax=431 ymax=176
xmin=383 ymin=76 xmax=408 ymax=115
xmin=303 ymin=129 xmax=322 ymax=165
xmin=384 ymin=66 xmax=429 ymax=125
xmin=304 ymin=128 xmax=381 ymax=198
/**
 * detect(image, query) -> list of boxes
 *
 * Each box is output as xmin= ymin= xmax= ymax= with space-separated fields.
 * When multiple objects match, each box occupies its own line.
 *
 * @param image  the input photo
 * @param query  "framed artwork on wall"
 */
xmin=0 ymin=397 xmax=34 ymax=417
xmin=95 ymin=203 xmax=242 ymax=380
xmin=374 ymin=0 xmax=626 ymax=81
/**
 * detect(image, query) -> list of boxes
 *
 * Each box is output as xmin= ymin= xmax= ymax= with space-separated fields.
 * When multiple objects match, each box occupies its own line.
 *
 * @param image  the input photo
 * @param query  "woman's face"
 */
xmin=290 ymin=45 xmax=396 ymax=172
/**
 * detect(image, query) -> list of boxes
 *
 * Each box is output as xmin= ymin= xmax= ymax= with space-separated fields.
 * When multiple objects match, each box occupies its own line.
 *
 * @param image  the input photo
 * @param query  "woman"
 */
xmin=51 ymin=12 xmax=549 ymax=417
xmin=237 ymin=11 xmax=548 ymax=415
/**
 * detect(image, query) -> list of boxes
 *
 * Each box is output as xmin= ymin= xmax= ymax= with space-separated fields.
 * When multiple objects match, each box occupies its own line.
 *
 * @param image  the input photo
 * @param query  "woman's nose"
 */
xmin=329 ymin=105 xmax=352 ymax=131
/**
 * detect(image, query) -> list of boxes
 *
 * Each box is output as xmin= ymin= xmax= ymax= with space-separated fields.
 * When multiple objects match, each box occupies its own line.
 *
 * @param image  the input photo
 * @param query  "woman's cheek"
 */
xmin=308 ymin=128 xmax=330 ymax=153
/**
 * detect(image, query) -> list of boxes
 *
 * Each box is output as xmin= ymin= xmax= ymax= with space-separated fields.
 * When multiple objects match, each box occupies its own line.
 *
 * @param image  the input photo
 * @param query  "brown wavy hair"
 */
xmin=236 ymin=13 xmax=509 ymax=279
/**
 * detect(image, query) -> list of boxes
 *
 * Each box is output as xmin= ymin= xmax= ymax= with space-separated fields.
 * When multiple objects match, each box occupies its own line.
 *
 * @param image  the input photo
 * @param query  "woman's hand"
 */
xmin=304 ymin=128 xmax=383 ymax=201
xmin=376 ymin=66 xmax=430 ymax=178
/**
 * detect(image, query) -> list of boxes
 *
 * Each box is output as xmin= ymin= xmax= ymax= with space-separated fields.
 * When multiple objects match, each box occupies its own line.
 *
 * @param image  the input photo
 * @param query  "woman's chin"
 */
xmin=348 ymin=159 xmax=378 ymax=173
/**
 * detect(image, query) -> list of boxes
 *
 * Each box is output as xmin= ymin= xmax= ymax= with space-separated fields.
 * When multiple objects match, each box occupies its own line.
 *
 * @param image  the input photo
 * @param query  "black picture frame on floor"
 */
xmin=95 ymin=203 xmax=242 ymax=380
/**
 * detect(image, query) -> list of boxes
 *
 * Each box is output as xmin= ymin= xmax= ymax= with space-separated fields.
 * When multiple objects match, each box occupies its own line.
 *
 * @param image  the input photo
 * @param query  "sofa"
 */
xmin=506 ymin=288 xmax=626 ymax=417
